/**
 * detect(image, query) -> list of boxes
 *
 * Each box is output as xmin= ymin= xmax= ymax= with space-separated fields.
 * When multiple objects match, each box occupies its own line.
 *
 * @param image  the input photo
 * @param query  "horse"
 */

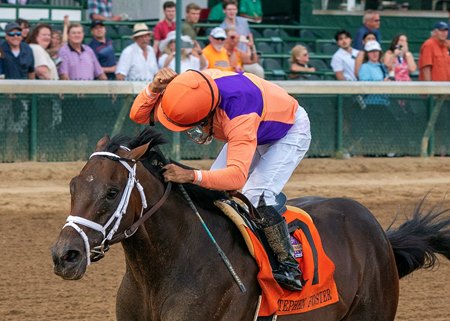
xmin=51 ymin=128 xmax=450 ymax=321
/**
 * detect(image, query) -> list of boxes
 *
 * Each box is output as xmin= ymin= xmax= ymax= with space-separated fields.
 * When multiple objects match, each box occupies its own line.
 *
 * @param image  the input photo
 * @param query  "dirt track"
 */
xmin=0 ymin=157 xmax=449 ymax=320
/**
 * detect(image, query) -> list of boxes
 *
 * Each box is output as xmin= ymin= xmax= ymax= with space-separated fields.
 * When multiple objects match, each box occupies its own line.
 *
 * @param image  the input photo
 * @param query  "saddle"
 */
xmin=214 ymin=193 xmax=339 ymax=318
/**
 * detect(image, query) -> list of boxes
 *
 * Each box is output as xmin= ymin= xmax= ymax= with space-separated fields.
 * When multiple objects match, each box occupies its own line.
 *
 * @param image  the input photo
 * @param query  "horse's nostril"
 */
xmin=63 ymin=250 xmax=80 ymax=263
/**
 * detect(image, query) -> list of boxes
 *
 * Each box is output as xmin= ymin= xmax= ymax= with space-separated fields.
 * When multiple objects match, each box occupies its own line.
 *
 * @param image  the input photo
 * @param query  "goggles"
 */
xmin=185 ymin=123 xmax=213 ymax=145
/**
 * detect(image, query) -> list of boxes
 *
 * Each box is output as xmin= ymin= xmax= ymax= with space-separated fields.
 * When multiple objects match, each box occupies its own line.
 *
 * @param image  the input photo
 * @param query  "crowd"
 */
xmin=0 ymin=2 xmax=449 ymax=83
xmin=329 ymin=10 xmax=449 ymax=83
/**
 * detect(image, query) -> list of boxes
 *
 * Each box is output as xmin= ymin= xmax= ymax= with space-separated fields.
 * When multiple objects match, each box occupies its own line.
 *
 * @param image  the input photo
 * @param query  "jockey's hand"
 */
xmin=163 ymin=163 xmax=195 ymax=184
xmin=150 ymin=68 xmax=178 ymax=93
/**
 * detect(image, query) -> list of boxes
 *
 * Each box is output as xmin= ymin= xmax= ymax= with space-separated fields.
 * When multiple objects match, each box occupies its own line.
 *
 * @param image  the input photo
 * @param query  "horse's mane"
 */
xmin=106 ymin=127 xmax=228 ymax=211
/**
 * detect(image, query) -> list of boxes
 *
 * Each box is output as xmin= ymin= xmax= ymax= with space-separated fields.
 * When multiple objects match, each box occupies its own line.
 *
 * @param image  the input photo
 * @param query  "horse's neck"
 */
xmin=121 ymin=169 xmax=196 ymax=285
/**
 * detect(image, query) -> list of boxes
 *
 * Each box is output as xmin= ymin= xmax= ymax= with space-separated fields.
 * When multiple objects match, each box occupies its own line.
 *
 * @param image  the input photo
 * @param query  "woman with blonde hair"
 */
xmin=289 ymin=45 xmax=315 ymax=79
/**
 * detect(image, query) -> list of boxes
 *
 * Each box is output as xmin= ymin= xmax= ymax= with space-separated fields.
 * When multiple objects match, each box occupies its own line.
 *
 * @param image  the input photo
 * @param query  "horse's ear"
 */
xmin=95 ymin=135 xmax=110 ymax=151
xmin=128 ymin=142 xmax=150 ymax=161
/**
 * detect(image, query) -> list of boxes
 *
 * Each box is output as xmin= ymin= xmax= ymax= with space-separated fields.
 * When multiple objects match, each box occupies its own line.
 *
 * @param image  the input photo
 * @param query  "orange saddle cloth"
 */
xmin=246 ymin=205 xmax=339 ymax=317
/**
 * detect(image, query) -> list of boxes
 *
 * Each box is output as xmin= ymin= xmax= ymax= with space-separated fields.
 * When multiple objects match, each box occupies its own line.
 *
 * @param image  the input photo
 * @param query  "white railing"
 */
xmin=0 ymin=80 xmax=449 ymax=95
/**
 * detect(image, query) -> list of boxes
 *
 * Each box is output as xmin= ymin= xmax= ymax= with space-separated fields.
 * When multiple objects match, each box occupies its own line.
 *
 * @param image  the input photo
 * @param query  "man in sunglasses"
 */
xmin=130 ymin=67 xmax=311 ymax=292
xmin=202 ymin=27 xmax=232 ymax=71
xmin=0 ymin=22 xmax=35 ymax=79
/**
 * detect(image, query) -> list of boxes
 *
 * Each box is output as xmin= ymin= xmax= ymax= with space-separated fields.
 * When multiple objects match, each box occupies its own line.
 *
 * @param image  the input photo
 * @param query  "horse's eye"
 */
xmin=106 ymin=188 xmax=119 ymax=200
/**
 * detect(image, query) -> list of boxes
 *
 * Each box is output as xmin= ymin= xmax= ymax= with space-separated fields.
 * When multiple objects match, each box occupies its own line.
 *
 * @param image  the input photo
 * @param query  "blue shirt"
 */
xmin=88 ymin=38 xmax=116 ymax=80
xmin=0 ymin=41 xmax=34 ymax=79
xmin=354 ymin=25 xmax=381 ymax=50
xmin=358 ymin=61 xmax=387 ymax=81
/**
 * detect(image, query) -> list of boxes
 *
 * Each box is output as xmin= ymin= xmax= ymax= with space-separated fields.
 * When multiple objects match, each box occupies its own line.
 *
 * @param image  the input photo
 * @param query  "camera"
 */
xmin=395 ymin=45 xmax=403 ymax=50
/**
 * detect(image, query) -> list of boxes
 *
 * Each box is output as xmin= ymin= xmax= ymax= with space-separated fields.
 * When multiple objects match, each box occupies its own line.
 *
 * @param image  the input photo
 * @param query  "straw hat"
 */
xmin=132 ymin=23 xmax=151 ymax=38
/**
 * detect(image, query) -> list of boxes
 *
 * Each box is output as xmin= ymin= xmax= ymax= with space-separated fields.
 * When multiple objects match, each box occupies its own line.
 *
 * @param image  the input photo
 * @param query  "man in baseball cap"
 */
xmin=201 ymin=27 xmax=232 ymax=71
xmin=0 ymin=22 xmax=34 ymax=79
xmin=418 ymin=21 xmax=450 ymax=81
xmin=88 ymin=20 xmax=116 ymax=80
xmin=130 ymin=66 xmax=312 ymax=292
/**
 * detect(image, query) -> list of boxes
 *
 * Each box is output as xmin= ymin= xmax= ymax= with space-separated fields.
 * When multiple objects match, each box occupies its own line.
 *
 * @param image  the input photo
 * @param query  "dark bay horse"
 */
xmin=51 ymin=128 xmax=450 ymax=321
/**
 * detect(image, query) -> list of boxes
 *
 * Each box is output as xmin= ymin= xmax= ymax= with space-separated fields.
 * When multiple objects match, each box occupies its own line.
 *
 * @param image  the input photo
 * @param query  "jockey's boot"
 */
xmin=258 ymin=205 xmax=303 ymax=291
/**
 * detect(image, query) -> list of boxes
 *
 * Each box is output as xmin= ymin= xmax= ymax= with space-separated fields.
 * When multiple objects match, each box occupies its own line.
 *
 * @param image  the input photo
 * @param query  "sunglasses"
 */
xmin=213 ymin=37 xmax=226 ymax=41
xmin=7 ymin=31 xmax=22 ymax=37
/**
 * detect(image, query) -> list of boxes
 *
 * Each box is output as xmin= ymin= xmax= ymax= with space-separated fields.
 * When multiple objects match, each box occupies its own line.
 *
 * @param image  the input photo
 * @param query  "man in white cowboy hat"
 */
xmin=116 ymin=23 xmax=158 ymax=81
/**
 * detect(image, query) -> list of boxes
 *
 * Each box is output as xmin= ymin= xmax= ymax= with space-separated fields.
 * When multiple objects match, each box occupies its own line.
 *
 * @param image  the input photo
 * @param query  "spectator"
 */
xmin=88 ymin=0 xmax=122 ymax=21
xmin=27 ymin=23 xmax=59 ymax=80
xmin=224 ymin=27 xmax=264 ymax=78
xmin=418 ymin=22 xmax=450 ymax=81
xmin=220 ymin=0 xmax=253 ymax=52
xmin=330 ymin=30 xmax=359 ymax=81
xmin=116 ymin=23 xmax=158 ymax=81
xmin=182 ymin=2 xmax=201 ymax=41
xmin=354 ymin=10 xmax=381 ymax=50
xmin=239 ymin=0 xmax=263 ymax=23
xmin=15 ymin=18 xmax=30 ymax=39
xmin=289 ymin=45 xmax=315 ymax=79
xmin=383 ymin=34 xmax=416 ymax=81
xmin=47 ymin=15 xmax=70 ymax=67
xmin=58 ymin=23 xmax=106 ymax=80
xmin=153 ymin=1 xmax=176 ymax=55
xmin=0 ymin=22 xmax=34 ymax=79
xmin=88 ymin=20 xmax=116 ymax=80
xmin=354 ymin=31 xmax=377 ymax=78
xmin=358 ymin=40 xmax=387 ymax=81
xmin=158 ymin=31 xmax=206 ymax=72
xmin=358 ymin=40 xmax=390 ymax=107
xmin=202 ymin=27 xmax=233 ymax=71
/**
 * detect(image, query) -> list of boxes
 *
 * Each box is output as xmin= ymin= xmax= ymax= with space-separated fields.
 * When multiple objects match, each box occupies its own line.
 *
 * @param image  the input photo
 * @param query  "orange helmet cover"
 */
xmin=157 ymin=70 xmax=220 ymax=132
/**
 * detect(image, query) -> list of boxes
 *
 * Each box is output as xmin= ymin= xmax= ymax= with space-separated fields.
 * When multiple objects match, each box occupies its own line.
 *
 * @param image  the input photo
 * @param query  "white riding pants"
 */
xmin=211 ymin=105 xmax=311 ymax=207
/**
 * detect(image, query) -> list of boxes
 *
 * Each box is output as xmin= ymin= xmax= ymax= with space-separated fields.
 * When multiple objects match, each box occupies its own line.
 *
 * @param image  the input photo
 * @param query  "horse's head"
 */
xmin=51 ymin=128 xmax=167 ymax=280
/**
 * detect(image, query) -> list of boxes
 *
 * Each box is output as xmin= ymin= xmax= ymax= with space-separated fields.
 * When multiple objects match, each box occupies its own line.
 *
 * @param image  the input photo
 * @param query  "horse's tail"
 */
xmin=386 ymin=198 xmax=450 ymax=279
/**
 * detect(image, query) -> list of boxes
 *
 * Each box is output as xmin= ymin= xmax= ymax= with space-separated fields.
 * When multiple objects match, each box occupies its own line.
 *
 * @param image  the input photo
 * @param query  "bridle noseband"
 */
xmin=62 ymin=149 xmax=171 ymax=265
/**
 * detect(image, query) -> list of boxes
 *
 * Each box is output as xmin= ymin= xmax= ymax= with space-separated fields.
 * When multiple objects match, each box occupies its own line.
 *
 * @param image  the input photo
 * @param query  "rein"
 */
xmin=62 ymin=150 xmax=171 ymax=265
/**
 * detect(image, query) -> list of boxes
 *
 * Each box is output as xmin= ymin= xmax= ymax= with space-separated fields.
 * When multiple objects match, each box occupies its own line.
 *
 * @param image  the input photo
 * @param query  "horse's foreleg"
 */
xmin=116 ymin=271 xmax=149 ymax=321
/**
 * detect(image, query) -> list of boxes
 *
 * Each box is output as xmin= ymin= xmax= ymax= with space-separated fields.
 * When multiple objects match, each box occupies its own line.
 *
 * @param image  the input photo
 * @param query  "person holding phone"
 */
xmin=383 ymin=34 xmax=416 ymax=81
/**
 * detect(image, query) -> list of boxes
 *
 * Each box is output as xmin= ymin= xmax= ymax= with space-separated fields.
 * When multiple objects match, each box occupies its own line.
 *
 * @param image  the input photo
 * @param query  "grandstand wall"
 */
xmin=1 ymin=81 xmax=449 ymax=162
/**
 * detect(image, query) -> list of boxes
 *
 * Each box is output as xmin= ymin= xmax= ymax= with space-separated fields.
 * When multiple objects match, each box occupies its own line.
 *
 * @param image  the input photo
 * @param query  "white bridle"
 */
xmin=62 ymin=150 xmax=147 ymax=266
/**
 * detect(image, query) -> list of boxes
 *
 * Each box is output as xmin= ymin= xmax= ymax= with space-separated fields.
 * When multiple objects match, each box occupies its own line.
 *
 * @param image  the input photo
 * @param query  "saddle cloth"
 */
xmin=214 ymin=201 xmax=339 ymax=317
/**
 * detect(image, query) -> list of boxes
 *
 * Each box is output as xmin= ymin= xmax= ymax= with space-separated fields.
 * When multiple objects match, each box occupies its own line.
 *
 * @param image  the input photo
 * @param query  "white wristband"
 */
xmin=194 ymin=170 xmax=202 ymax=184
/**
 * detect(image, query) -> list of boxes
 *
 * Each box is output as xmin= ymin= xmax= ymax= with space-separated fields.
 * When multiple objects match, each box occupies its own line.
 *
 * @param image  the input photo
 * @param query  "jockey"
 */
xmin=130 ymin=67 xmax=311 ymax=291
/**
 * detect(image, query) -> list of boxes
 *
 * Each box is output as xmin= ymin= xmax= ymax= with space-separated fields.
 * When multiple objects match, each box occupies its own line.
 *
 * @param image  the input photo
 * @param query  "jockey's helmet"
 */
xmin=157 ymin=70 xmax=220 ymax=132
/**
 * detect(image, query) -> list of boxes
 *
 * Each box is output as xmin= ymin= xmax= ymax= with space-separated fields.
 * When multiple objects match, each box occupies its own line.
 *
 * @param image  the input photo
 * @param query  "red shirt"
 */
xmin=418 ymin=37 xmax=450 ymax=81
xmin=153 ymin=20 xmax=176 ymax=41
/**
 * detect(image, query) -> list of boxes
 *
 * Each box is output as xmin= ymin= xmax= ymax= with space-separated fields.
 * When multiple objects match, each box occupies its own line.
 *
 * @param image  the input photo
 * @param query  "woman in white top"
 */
xmin=157 ymin=31 xmax=207 ymax=72
xmin=27 ymin=24 xmax=59 ymax=80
